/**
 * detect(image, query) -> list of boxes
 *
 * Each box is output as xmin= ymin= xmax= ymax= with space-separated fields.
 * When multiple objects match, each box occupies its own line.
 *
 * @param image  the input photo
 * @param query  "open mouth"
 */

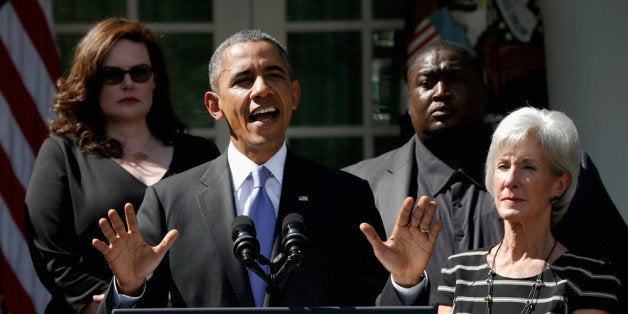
xmin=249 ymin=107 xmax=279 ymax=123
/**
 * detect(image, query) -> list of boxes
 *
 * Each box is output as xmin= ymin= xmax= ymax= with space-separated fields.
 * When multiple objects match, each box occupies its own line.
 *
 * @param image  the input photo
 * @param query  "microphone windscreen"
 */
xmin=282 ymin=213 xmax=304 ymax=233
xmin=231 ymin=215 xmax=256 ymax=240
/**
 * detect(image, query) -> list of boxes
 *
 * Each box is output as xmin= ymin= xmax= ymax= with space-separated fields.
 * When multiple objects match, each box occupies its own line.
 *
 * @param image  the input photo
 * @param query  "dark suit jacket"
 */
xmin=100 ymin=149 xmax=391 ymax=312
xmin=343 ymin=138 xmax=417 ymax=239
xmin=345 ymin=136 xmax=627 ymax=310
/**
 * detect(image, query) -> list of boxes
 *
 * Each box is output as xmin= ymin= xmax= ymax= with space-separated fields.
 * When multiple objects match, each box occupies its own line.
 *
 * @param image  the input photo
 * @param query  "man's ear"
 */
xmin=291 ymin=79 xmax=301 ymax=110
xmin=204 ymin=91 xmax=223 ymax=121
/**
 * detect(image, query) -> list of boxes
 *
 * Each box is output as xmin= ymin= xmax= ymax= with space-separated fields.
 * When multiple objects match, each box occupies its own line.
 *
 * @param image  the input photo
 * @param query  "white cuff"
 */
xmin=391 ymin=272 xmax=427 ymax=305
xmin=112 ymin=276 xmax=146 ymax=308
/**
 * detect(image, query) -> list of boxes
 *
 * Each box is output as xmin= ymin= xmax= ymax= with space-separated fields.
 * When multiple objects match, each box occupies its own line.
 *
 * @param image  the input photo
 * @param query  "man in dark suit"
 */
xmin=344 ymin=39 xmax=627 ymax=309
xmin=92 ymin=30 xmax=440 ymax=311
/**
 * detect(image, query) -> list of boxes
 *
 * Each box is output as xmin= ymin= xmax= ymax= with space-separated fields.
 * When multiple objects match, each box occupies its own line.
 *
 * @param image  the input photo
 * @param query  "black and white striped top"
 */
xmin=434 ymin=247 xmax=620 ymax=313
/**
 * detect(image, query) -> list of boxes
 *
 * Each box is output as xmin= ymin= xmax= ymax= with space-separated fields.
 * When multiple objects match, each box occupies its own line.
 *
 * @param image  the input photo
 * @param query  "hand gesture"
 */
xmin=92 ymin=203 xmax=179 ymax=295
xmin=361 ymin=196 xmax=442 ymax=287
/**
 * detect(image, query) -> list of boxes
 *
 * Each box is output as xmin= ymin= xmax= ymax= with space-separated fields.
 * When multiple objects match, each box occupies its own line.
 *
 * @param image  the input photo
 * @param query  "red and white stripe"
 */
xmin=0 ymin=0 xmax=59 ymax=313
xmin=406 ymin=18 xmax=441 ymax=67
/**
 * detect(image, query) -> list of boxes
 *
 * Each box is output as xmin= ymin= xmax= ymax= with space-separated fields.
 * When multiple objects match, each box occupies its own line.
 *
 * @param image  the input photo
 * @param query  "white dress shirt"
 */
xmin=227 ymin=141 xmax=286 ymax=217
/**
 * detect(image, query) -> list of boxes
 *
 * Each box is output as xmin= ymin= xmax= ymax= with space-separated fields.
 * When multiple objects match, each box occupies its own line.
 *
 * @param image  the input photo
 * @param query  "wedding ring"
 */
xmin=419 ymin=225 xmax=430 ymax=233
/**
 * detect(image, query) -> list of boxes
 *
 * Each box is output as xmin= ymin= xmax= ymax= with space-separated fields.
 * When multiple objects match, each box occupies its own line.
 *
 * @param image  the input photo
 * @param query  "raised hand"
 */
xmin=92 ymin=203 xmax=179 ymax=295
xmin=360 ymin=196 xmax=442 ymax=287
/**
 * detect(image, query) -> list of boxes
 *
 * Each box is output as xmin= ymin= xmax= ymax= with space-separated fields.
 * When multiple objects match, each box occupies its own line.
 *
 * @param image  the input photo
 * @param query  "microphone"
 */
xmin=231 ymin=215 xmax=269 ymax=282
xmin=273 ymin=213 xmax=307 ymax=281
xmin=282 ymin=213 xmax=307 ymax=261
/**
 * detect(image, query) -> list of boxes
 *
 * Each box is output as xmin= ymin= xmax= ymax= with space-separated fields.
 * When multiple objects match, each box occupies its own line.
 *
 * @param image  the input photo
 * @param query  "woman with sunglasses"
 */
xmin=25 ymin=18 xmax=220 ymax=314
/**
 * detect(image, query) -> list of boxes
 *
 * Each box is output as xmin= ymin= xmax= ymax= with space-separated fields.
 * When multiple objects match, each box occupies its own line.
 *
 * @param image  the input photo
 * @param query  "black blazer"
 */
xmin=100 ymin=149 xmax=389 ymax=311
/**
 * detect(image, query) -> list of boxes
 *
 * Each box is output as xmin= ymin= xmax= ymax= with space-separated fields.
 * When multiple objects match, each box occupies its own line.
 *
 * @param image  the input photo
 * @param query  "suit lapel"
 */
xmin=269 ymin=151 xmax=313 ymax=296
xmin=377 ymin=138 xmax=416 ymax=236
xmin=195 ymin=154 xmax=254 ymax=306
xmin=276 ymin=151 xmax=313 ymax=226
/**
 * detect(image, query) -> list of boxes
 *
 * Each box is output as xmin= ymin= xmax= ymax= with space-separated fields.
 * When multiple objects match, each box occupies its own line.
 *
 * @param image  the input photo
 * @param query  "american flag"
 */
xmin=0 ymin=0 xmax=59 ymax=313
xmin=406 ymin=18 xmax=440 ymax=68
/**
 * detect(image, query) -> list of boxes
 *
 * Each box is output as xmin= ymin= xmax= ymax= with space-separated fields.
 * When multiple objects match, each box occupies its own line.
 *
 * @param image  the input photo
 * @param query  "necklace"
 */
xmin=106 ymin=125 xmax=153 ymax=161
xmin=126 ymin=135 xmax=154 ymax=161
xmin=132 ymin=152 xmax=148 ymax=160
xmin=129 ymin=139 xmax=151 ymax=160
xmin=485 ymin=239 xmax=557 ymax=314
xmin=131 ymin=150 xmax=149 ymax=161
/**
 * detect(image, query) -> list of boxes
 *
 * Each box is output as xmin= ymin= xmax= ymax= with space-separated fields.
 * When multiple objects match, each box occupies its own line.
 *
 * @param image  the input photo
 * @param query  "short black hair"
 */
xmin=208 ymin=29 xmax=292 ymax=92
xmin=408 ymin=39 xmax=483 ymax=83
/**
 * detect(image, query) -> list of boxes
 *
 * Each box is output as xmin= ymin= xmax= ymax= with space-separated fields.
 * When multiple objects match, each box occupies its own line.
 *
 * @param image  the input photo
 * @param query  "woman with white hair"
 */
xmin=435 ymin=106 xmax=620 ymax=313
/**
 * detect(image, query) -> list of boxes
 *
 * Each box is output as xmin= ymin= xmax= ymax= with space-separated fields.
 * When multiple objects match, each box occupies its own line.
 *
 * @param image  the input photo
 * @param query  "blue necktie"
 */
xmin=247 ymin=165 xmax=276 ymax=307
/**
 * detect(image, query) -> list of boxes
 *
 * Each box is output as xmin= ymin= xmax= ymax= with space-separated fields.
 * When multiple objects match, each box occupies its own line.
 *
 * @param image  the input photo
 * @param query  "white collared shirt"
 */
xmin=227 ymin=141 xmax=285 ymax=216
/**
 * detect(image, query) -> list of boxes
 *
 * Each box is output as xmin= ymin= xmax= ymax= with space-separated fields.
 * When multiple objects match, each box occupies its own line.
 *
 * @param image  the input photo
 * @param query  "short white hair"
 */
xmin=484 ymin=106 xmax=581 ymax=224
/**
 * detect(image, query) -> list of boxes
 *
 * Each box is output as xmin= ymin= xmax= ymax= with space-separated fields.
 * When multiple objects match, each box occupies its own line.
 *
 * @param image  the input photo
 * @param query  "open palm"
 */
xmin=361 ymin=196 xmax=442 ymax=287
xmin=92 ymin=203 xmax=179 ymax=295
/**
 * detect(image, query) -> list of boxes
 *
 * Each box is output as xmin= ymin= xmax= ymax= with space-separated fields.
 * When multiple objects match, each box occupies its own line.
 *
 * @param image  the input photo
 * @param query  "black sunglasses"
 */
xmin=101 ymin=64 xmax=153 ymax=85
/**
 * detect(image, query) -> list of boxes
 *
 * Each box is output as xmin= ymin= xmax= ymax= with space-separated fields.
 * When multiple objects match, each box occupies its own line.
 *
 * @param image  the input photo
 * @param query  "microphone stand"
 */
xmin=244 ymin=254 xmax=271 ymax=284
xmin=232 ymin=214 xmax=306 ymax=290
xmin=271 ymin=248 xmax=304 ymax=284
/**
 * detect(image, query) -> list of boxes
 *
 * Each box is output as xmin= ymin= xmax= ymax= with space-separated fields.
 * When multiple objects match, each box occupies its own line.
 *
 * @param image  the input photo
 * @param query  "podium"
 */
xmin=113 ymin=306 xmax=436 ymax=313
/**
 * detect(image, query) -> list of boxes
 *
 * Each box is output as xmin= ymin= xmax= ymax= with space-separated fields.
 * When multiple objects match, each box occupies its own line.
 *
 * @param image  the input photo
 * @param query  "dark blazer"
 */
xmin=345 ymin=136 xmax=627 ymax=309
xmin=553 ymin=153 xmax=628 ymax=313
xmin=100 ymin=149 xmax=390 ymax=312
xmin=343 ymin=137 xmax=417 ymax=239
